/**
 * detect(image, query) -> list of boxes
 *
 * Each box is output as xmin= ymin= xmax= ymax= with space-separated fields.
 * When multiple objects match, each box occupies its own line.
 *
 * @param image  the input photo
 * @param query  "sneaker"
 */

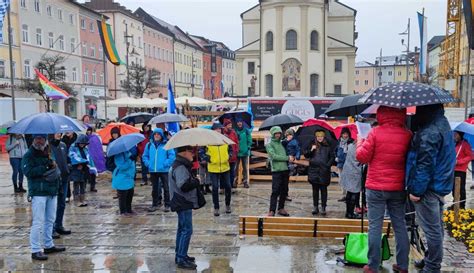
xmin=90 ymin=188 xmax=97 ymax=192
xmin=163 ymin=206 xmax=171 ymax=212
xmin=471 ymin=185 xmax=474 ymax=190
xmin=31 ymin=252 xmax=48 ymax=261
xmin=214 ymin=209 xmax=220 ymax=217
xmin=65 ymin=198 xmax=70 ymax=203
xmin=392 ymin=264 xmax=408 ymax=273
xmin=140 ymin=182 xmax=148 ymax=186
xmin=177 ymin=260 xmax=197 ymax=270
xmin=243 ymin=183 xmax=249 ymax=189
xmin=320 ymin=207 xmax=327 ymax=216
xmin=312 ymin=207 xmax=319 ymax=215
xmin=44 ymin=246 xmax=66 ymax=254
xmin=79 ymin=203 xmax=88 ymax=207
xmin=175 ymin=255 xmax=196 ymax=264
xmin=337 ymin=197 xmax=346 ymax=202
xmin=267 ymin=211 xmax=275 ymax=217
xmin=18 ymin=187 xmax=27 ymax=193
xmin=225 ymin=206 xmax=231 ymax=214
xmin=147 ymin=206 xmax=158 ymax=212
xmin=277 ymin=209 xmax=290 ymax=217
xmin=285 ymin=196 xmax=292 ymax=202
xmin=52 ymin=231 xmax=61 ymax=239
xmin=56 ymin=228 xmax=71 ymax=235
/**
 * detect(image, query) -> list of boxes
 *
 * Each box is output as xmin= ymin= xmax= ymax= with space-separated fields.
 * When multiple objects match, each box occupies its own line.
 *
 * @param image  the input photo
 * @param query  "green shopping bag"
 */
xmin=343 ymin=233 xmax=391 ymax=266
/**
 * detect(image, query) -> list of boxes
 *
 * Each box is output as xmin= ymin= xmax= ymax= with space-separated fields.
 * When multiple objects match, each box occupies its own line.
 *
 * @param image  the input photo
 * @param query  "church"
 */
xmin=235 ymin=0 xmax=357 ymax=97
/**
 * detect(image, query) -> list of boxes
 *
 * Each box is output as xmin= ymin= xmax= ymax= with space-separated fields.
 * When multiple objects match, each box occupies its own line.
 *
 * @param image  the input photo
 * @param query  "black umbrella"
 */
xmin=359 ymin=82 xmax=456 ymax=108
xmin=259 ymin=114 xmax=303 ymax=131
xmin=296 ymin=125 xmax=338 ymax=153
xmin=324 ymin=94 xmax=371 ymax=117
xmin=120 ymin=112 xmax=155 ymax=124
xmin=218 ymin=111 xmax=252 ymax=127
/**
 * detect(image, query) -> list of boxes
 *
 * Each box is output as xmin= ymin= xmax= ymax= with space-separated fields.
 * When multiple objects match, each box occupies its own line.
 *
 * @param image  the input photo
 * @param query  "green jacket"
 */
xmin=22 ymin=147 xmax=59 ymax=196
xmin=265 ymin=126 xmax=289 ymax=172
xmin=236 ymin=127 xmax=252 ymax=157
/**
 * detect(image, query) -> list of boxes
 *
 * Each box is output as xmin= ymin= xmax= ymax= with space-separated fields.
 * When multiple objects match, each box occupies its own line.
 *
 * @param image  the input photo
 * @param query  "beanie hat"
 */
xmin=177 ymin=145 xmax=194 ymax=153
xmin=32 ymin=134 xmax=47 ymax=139
xmin=211 ymin=122 xmax=224 ymax=130
xmin=110 ymin=127 xmax=121 ymax=136
xmin=76 ymin=134 xmax=89 ymax=144
xmin=315 ymin=131 xmax=326 ymax=137
xmin=285 ymin=128 xmax=295 ymax=136
xmin=223 ymin=118 xmax=232 ymax=127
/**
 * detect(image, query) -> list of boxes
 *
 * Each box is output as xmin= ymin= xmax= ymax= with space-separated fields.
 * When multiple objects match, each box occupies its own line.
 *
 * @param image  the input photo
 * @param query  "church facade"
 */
xmin=235 ymin=0 xmax=357 ymax=97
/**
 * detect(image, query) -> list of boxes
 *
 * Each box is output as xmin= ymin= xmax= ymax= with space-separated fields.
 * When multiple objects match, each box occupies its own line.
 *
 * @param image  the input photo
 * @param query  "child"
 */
xmin=282 ymin=129 xmax=300 ymax=176
xmin=69 ymin=134 xmax=97 ymax=207
xmin=112 ymin=150 xmax=136 ymax=216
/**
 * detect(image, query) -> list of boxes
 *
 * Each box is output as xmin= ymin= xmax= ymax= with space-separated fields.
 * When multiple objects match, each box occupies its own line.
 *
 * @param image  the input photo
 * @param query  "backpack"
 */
xmin=105 ymin=156 xmax=116 ymax=172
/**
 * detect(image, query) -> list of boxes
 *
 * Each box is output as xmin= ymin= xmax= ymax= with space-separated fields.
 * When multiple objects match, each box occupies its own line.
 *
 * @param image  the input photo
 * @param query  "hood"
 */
xmin=376 ymin=106 xmax=406 ymax=127
xmin=151 ymin=128 xmax=166 ymax=143
xmin=75 ymin=134 xmax=89 ymax=145
xmin=270 ymin=126 xmax=283 ymax=141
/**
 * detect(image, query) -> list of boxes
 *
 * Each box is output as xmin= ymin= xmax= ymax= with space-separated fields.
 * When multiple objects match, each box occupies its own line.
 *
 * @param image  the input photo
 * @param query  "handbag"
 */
xmin=196 ymin=188 xmax=206 ymax=209
xmin=44 ymin=167 xmax=61 ymax=182
xmin=343 ymin=233 xmax=391 ymax=266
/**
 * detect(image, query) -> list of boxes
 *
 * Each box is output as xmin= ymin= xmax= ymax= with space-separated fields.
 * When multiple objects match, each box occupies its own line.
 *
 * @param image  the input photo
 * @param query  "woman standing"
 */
xmin=336 ymin=127 xmax=354 ymax=202
xmin=86 ymin=127 xmax=106 ymax=192
xmin=304 ymin=131 xmax=335 ymax=216
xmin=453 ymin=130 xmax=472 ymax=209
xmin=112 ymin=150 xmax=136 ymax=216
xmin=6 ymin=133 xmax=28 ymax=193
xmin=339 ymin=140 xmax=362 ymax=219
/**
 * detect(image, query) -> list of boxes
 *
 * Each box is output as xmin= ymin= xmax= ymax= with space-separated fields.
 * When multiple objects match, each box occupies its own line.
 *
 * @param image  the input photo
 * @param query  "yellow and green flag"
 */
xmin=97 ymin=19 xmax=123 ymax=66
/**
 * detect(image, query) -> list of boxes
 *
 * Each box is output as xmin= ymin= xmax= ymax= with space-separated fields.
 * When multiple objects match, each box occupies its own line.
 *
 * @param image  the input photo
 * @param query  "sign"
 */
xmin=82 ymin=86 xmax=105 ymax=98
xmin=281 ymin=100 xmax=314 ymax=120
xmin=249 ymin=98 xmax=335 ymax=121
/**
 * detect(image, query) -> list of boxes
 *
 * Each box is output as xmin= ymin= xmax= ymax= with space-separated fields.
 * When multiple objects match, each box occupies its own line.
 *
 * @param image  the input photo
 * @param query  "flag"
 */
xmin=0 ymin=0 xmax=10 ymax=43
xmin=247 ymin=99 xmax=254 ymax=129
xmin=97 ymin=19 xmax=123 ymax=66
xmin=35 ymin=69 xmax=69 ymax=100
xmin=464 ymin=0 xmax=474 ymax=50
xmin=418 ymin=12 xmax=428 ymax=75
xmin=220 ymin=80 xmax=225 ymax=97
xmin=166 ymin=79 xmax=179 ymax=134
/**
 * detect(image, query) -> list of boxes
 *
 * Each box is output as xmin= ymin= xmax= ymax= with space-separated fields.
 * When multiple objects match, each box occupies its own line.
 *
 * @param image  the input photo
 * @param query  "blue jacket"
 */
xmin=68 ymin=144 xmax=97 ymax=181
xmin=112 ymin=151 xmax=135 ymax=190
xmin=142 ymin=128 xmax=176 ymax=173
xmin=406 ymin=110 xmax=456 ymax=197
xmin=282 ymin=138 xmax=301 ymax=159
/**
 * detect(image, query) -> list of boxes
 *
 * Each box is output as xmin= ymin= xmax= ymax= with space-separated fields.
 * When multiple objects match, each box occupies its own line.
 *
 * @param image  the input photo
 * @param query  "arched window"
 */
xmin=286 ymin=30 xmax=297 ymax=50
xmin=310 ymin=31 xmax=319 ymax=50
xmin=265 ymin=74 xmax=273 ymax=97
xmin=310 ymin=74 xmax=319 ymax=97
xmin=266 ymin=31 xmax=273 ymax=51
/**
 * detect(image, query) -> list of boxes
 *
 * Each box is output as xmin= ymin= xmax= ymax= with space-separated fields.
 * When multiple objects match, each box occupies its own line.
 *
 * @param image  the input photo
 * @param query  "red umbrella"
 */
xmin=297 ymin=119 xmax=337 ymax=151
xmin=97 ymin=122 xmax=140 ymax=144
xmin=362 ymin=105 xmax=416 ymax=116
xmin=302 ymin=118 xmax=335 ymax=132
xmin=334 ymin=123 xmax=358 ymax=139
xmin=465 ymin=117 xmax=474 ymax=124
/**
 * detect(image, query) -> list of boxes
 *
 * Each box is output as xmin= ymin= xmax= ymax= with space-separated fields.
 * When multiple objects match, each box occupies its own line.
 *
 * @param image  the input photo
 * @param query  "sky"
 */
xmin=103 ymin=0 xmax=447 ymax=63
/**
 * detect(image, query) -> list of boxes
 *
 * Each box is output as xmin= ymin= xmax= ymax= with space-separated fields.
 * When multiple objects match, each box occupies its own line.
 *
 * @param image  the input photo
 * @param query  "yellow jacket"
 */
xmin=206 ymin=145 xmax=230 ymax=173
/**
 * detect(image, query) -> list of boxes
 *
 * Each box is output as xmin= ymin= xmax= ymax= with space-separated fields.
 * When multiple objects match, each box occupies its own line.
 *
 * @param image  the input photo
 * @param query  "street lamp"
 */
xmin=399 ymin=18 xmax=411 ymax=82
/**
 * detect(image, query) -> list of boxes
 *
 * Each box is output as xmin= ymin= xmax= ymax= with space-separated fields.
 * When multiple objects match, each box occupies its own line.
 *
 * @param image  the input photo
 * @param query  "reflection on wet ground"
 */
xmin=0 ymin=153 xmax=470 ymax=272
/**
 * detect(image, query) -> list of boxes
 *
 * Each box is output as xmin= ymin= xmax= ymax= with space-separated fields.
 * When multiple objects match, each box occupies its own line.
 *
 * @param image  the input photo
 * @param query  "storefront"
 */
xmin=81 ymin=86 xmax=105 ymax=120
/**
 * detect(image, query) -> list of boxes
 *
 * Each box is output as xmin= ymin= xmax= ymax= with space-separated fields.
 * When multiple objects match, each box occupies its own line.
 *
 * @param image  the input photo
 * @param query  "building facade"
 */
xmin=235 ymin=0 xmax=357 ymax=97
xmin=353 ymin=61 xmax=376 ymax=94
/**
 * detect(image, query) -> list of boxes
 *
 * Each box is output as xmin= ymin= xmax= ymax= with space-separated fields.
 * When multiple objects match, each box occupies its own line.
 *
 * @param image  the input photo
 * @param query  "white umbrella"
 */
xmin=175 ymin=96 xmax=216 ymax=106
xmin=133 ymin=98 xmax=154 ymax=108
xmin=164 ymin=128 xmax=235 ymax=150
xmin=108 ymin=97 xmax=137 ymax=107
xmin=151 ymin=98 xmax=168 ymax=107
xmin=149 ymin=113 xmax=189 ymax=124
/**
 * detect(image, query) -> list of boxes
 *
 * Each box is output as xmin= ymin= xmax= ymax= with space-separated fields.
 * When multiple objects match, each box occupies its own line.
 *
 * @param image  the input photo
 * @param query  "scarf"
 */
xmin=339 ymin=138 xmax=349 ymax=153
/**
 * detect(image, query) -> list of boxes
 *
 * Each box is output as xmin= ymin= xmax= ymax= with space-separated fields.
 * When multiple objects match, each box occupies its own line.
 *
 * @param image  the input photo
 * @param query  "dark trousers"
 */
xmin=73 ymin=181 xmax=86 ymax=196
xmin=453 ymin=171 xmax=467 ymax=209
xmin=88 ymin=174 xmax=96 ymax=190
xmin=269 ymin=171 xmax=289 ymax=212
xmin=54 ymin=175 xmax=69 ymax=231
xmin=345 ymin=191 xmax=359 ymax=215
xmin=9 ymin=158 xmax=24 ymax=189
xmin=175 ymin=209 xmax=193 ymax=263
xmin=312 ymin=184 xmax=328 ymax=208
xmin=141 ymin=164 xmax=149 ymax=183
xmin=117 ymin=188 xmax=134 ymax=214
xmin=210 ymin=171 xmax=231 ymax=209
xmin=151 ymin=172 xmax=170 ymax=207
xmin=229 ymin=162 xmax=236 ymax=188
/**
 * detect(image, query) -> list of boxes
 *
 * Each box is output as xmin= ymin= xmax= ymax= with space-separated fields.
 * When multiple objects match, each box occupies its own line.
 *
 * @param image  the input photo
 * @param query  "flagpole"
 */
xmin=465 ymin=48 xmax=471 ymax=119
xmin=7 ymin=3 xmax=15 ymax=120
xmin=103 ymin=41 xmax=108 ymax=121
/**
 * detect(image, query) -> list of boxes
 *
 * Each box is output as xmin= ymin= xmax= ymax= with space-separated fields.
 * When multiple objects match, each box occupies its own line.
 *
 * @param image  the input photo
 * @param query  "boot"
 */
xmin=13 ymin=184 xmax=20 ymax=193
xmin=18 ymin=183 xmax=27 ymax=193
xmin=205 ymin=184 xmax=212 ymax=193
xmin=312 ymin=206 xmax=319 ymax=215
xmin=200 ymin=185 xmax=207 ymax=195
xmin=345 ymin=194 xmax=355 ymax=218
xmin=79 ymin=195 xmax=88 ymax=207
xmin=320 ymin=206 xmax=327 ymax=216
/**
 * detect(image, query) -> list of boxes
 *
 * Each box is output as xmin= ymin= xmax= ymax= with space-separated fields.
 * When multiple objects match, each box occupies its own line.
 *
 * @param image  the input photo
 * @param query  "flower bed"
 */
xmin=443 ymin=209 xmax=474 ymax=253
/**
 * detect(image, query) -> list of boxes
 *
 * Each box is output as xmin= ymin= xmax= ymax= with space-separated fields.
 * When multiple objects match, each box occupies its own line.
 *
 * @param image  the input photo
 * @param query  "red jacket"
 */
xmin=224 ymin=128 xmax=239 ymax=163
xmin=137 ymin=131 xmax=152 ymax=158
xmin=356 ymin=106 xmax=412 ymax=191
xmin=455 ymin=140 xmax=472 ymax=172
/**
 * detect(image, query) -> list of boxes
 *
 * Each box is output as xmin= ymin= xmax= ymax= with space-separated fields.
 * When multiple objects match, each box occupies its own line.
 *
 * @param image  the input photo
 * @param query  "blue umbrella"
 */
xmin=8 ymin=113 xmax=84 ymax=134
xmin=106 ymin=133 xmax=145 ymax=157
xmin=451 ymin=122 xmax=474 ymax=135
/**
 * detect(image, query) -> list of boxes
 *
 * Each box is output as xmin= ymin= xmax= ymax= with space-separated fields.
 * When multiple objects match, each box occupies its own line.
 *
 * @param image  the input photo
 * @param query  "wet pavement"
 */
xmin=0 ymin=153 xmax=472 ymax=272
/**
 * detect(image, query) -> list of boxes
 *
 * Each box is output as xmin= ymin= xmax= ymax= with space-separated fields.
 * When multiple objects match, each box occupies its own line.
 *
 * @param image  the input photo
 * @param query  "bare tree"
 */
xmin=21 ymin=55 xmax=75 ymax=112
xmin=121 ymin=63 xmax=160 ymax=98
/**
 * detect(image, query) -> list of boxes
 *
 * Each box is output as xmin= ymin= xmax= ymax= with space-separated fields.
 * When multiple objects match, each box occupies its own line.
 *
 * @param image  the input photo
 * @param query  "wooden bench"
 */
xmin=239 ymin=216 xmax=392 ymax=238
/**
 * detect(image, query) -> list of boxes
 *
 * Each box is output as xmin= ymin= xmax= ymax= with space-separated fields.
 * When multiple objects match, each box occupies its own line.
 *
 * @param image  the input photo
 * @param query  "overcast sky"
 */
xmin=106 ymin=0 xmax=446 ymax=62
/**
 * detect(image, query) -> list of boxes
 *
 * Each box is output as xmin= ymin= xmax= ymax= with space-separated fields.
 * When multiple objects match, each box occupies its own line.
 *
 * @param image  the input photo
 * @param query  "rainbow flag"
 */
xmin=97 ymin=19 xmax=123 ymax=66
xmin=34 ymin=69 xmax=70 ymax=100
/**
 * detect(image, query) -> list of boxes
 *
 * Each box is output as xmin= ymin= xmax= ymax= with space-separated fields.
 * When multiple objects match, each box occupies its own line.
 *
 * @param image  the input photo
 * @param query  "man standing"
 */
xmin=235 ymin=118 xmax=252 ymax=188
xmin=143 ymin=128 xmax=176 ymax=212
xmin=49 ymin=134 xmax=72 ymax=238
xmin=407 ymin=104 xmax=456 ymax=273
xmin=169 ymin=146 xmax=200 ymax=270
xmin=22 ymin=134 xmax=66 ymax=261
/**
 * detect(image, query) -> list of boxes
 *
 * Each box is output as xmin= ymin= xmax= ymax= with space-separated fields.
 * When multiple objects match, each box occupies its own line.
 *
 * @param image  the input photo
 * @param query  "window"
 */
xmin=99 ymin=45 xmax=103 ymax=58
xmin=70 ymin=38 xmax=76 ymax=53
xmin=388 ymin=71 xmax=393 ymax=76
xmin=82 ymin=42 xmax=87 ymax=56
xmin=92 ymin=70 xmax=96 ymax=84
xmin=162 ymin=49 xmax=165 ymax=61
xmin=398 ymin=71 xmax=402 ymax=76
xmin=46 ymin=5 xmax=52 ymax=16
xmin=22 ymin=25 xmax=28 ymax=43
xmin=335 ymin=59 xmax=342 ymax=72
xmin=89 ymin=22 xmax=94 ymax=33
xmin=58 ymin=35 xmax=64 ymax=51
xmin=310 ymin=31 xmax=319 ymax=50
xmin=72 ymin=67 xmax=77 ymax=82
xmin=152 ymin=46 xmax=156 ymax=58
xmin=84 ymin=69 xmax=89 ymax=83
xmin=81 ymin=19 xmax=86 ymax=30
xmin=0 ymin=60 xmax=4 ymax=78
xmin=90 ymin=44 xmax=95 ymax=57
xmin=334 ymin=84 xmax=342 ymax=94
xmin=355 ymin=70 xmax=359 ymax=75
xmin=265 ymin=74 xmax=273 ymax=97
xmin=364 ymin=70 xmax=368 ymax=75
xmin=364 ymin=80 xmax=369 ymax=85
xmin=11 ymin=62 xmax=15 ymax=78
xmin=36 ymin=28 xmax=42 ymax=46
xmin=138 ymin=37 xmax=142 ymax=48
xmin=34 ymin=0 xmax=40 ymax=12
xmin=248 ymin=62 xmax=255 ymax=74
xmin=69 ymin=14 xmax=74 ymax=25
xmin=266 ymin=31 xmax=273 ymax=51
xmin=355 ymin=80 xmax=359 ymax=86
xmin=100 ymin=72 xmax=104 ymax=84
xmin=310 ymin=74 xmax=319 ymax=96
xmin=23 ymin=60 xmax=31 ymax=79
xmin=286 ymin=30 xmax=297 ymax=50
xmin=148 ymin=45 xmax=151 ymax=57
xmin=48 ymin=32 xmax=54 ymax=48
xmin=20 ymin=0 xmax=26 ymax=8
xmin=58 ymin=9 xmax=63 ymax=21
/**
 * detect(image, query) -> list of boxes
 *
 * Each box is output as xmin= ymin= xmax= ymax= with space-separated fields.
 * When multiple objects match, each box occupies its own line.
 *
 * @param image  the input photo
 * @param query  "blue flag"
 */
xmin=0 ymin=0 xmax=11 ymax=44
xmin=166 ymin=79 xmax=179 ymax=134
xmin=417 ymin=11 xmax=427 ymax=75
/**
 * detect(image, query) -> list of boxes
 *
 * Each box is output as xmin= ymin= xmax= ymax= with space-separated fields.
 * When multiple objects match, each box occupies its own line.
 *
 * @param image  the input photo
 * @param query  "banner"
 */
xmin=0 ymin=0 xmax=10 ymax=43
xmin=97 ymin=19 xmax=123 ymax=66
xmin=464 ymin=0 xmax=474 ymax=50
xmin=418 ymin=12 xmax=428 ymax=75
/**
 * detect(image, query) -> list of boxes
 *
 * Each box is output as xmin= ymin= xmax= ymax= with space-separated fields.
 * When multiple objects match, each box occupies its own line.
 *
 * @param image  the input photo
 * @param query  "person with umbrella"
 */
xmin=452 ymin=130 xmax=472 ymax=210
xmin=235 ymin=118 xmax=252 ymax=188
xmin=303 ymin=130 xmax=335 ymax=216
xmin=356 ymin=106 xmax=412 ymax=273
xmin=222 ymin=119 xmax=239 ymax=189
xmin=137 ymin=124 xmax=152 ymax=186
xmin=6 ymin=132 xmax=28 ymax=193
xmin=22 ymin=134 xmax=66 ymax=260
xmin=86 ymin=127 xmax=105 ymax=192
xmin=335 ymin=127 xmax=355 ymax=202
xmin=68 ymin=135 xmax=97 ymax=207
xmin=339 ymin=138 xmax=362 ymax=219
xmin=142 ymin=128 xmax=176 ymax=212
xmin=112 ymin=149 xmax=137 ymax=216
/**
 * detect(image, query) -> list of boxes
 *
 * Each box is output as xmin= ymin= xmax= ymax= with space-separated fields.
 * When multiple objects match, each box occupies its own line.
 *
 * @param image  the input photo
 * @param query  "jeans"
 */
xmin=269 ymin=171 xmax=289 ymax=212
xmin=414 ymin=190 xmax=445 ymax=273
xmin=366 ymin=189 xmax=409 ymax=272
xmin=30 ymin=196 xmax=57 ymax=253
xmin=54 ymin=175 xmax=69 ymax=231
xmin=235 ymin=156 xmax=249 ymax=185
xmin=210 ymin=171 xmax=231 ymax=209
xmin=229 ymin=162 xmax=236 ymax=188
xmin=73 ymin=181 xmax=86 ymax=196
xmin=150 ymin=172 xmax=169 ymax=207
xmin=88 ymin=173 xmax=96 ymax=190
xmin=9 ymin=158 xmax=23 ymax=188
xmin=176 ymin=209 xmax=193 ymax=263
xmin=117 ymin=188 xmax=134 ymax=214
xmin=312 ymin=184 xmax=328 ymax=208
xmin=141 ymin=164 xmax=149 ymax=183
xmin=453 ymin=171 xmax=466 ymax=209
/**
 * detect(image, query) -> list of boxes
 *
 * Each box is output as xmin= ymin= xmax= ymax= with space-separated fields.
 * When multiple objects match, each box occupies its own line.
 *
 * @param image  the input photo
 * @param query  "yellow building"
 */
xmin=394 ymin=64 xmax=416 ymax=83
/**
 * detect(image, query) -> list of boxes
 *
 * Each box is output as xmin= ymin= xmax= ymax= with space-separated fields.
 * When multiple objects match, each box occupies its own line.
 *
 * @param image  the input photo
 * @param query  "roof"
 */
xmin=83 ymin=0 xmax=139 ymax=20
xmin=70 ymin=0 xmax=108 ymax=19
xmin=240 ymin=3 xmax=259 ymax=19
xmin=355 ymin=61 xmax=374 ymax=67
xmin=150 ymin=15 xmax=200 ymax=48
xmin=328 ymin=36 xmax=355 ymax=48
xmin=428 ymin=35 xmax=445 ymax=51
xmin=335 ymin=0 xmax=357 ymax=16
xmin=134 ymin=8 xmax=174 ymax=37
xmin=375 ymin=55 xmax=414 ymax=66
